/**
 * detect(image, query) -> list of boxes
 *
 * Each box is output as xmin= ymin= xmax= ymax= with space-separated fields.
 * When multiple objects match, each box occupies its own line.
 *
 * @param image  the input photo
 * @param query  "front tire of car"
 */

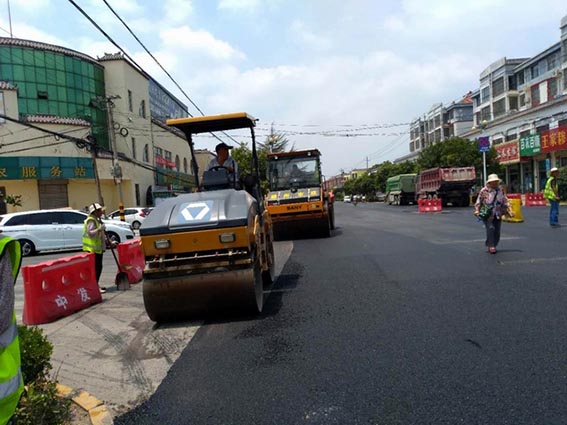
xmin=19 ymin=239 xmax=36 ymax=257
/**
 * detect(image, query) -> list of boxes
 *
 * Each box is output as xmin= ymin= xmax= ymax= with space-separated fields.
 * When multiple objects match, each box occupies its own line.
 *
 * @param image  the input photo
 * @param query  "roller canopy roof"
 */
xmin=166 ymin=112 xmax=256 ymax=134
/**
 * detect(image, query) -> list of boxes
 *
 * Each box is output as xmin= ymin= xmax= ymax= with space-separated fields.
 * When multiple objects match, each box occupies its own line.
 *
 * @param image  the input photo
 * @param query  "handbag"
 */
xmin=478 ymin=203 xmax=493 ymax=220
xmin=478 ymin=190 xmax=498 ymax=220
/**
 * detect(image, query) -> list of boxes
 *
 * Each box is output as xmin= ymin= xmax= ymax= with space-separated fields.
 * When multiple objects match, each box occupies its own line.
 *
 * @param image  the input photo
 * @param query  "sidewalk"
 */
xmin=14 ymin=261 xmax=202 ymax=419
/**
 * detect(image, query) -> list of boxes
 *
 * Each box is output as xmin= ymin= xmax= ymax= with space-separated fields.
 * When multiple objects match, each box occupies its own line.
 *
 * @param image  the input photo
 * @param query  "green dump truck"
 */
xmin=385 ymin=174 xmax=417 ymax=205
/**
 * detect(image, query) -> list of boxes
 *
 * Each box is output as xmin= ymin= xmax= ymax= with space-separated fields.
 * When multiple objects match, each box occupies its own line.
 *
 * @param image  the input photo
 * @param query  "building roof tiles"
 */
xmin=23 ymin=114 xmax=91 ymax=127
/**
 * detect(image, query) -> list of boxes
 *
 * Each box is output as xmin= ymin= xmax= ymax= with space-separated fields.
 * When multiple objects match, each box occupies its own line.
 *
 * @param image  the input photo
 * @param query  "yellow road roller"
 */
xmin=140 ymin=113 xmax=275 ymax=322
xmin=266 ymin=149 xmax=334 ymax=239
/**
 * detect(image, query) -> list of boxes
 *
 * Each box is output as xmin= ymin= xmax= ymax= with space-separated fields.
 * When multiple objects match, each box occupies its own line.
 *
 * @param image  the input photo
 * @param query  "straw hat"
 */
xmin=486 ymin=174 xmax=501 ymax=183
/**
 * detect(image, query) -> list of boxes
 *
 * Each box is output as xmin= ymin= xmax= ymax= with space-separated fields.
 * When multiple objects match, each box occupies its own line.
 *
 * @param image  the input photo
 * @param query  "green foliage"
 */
xmin=14 ymin=325 xmax=71 ymax=425
xmin=232 ymin=129 xmax=293 ymax=195
xmin=13 ymin=380 xmax=72 ymax=425
xmin=18 ymin=325 xmax=53 ymax=383
xmin=258 ymin=125 xmax=294 ymax=153
xmin=556 ymin=167 xmax=567 ymax=201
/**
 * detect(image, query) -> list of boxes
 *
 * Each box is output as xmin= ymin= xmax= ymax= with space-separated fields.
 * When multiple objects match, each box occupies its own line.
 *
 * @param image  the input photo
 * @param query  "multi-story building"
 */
xmin=326 ymin=173 xmax=347 ymax=191
xmin=464 ymin=15 xmax=567 ymax=193
xmin=0 ymin=38 xmax=195 ymax=213
xmin=406 ymin=92 xmax=474 ymax=161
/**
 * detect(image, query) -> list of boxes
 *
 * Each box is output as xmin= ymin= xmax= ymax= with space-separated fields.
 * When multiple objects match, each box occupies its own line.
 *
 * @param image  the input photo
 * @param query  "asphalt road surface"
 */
xmin=115 ymin=202 xmax=567 ymax=425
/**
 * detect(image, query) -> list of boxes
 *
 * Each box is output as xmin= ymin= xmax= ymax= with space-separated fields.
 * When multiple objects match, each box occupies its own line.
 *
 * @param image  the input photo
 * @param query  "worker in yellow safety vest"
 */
xmin=544 ymin=167 xmax=560 ymax=227
xmin=0 ymin=235 xmax=23 ymax=425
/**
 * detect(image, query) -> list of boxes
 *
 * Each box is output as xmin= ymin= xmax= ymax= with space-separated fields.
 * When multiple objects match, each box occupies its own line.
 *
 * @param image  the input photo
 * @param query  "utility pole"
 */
xmin=86 ymin=134 xmax=104 ymax=207
xmin=105 ymin=96 xmax=125 ymax=222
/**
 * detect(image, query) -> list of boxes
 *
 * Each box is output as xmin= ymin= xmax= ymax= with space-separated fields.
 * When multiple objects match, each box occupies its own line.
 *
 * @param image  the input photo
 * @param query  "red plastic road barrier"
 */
xmin=116 ymin=239 xmax=144 ymax=284
xmin=22 ymin=252 xmax=102 ymax=325
xmin=525 ymin=193 xmax=547 ymax=207
xmin=418 ymin=198 xmax=442 ymax=213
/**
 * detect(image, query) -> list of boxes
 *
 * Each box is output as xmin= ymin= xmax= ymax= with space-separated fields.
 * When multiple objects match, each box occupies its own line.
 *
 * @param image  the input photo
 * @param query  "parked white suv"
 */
xmin=0 ymin=209 xmax=135 ymax=256
xmin=108 ymin=207 xmax=153 ymax=229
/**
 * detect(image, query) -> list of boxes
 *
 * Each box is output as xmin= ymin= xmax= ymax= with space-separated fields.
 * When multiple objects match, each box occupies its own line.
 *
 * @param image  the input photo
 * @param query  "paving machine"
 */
xmin=266 ymin=149 xmax=334 ymax=239
xmin=140 ymin=113 xmax=275 ymax=322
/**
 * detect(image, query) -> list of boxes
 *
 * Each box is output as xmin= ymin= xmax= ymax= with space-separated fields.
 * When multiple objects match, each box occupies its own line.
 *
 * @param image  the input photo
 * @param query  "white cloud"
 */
xmin=289 ymin=20 xmax=332 ymax=51
xmin=160 ymin=26 xmax=246 ymax=61
xmin=163 ymin=0 xmax=193 ymax=25
xmin=5 ymin=21 xmax=64 ymax=46
xmin=217 ymin=0 xmax=262 ymax=11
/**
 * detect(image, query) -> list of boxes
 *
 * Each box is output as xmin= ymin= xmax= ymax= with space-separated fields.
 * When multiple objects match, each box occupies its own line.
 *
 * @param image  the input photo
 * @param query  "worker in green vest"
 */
xmin=82 ymin=202 xmax=107 ymax=293
xmin=0 ymin=236 xmax=23 ymax=425
xmin=544 ymin=167 xmax=560 ymax=227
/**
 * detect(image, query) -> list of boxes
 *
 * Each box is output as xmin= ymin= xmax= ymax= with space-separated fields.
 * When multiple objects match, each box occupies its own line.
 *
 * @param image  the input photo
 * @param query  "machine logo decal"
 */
xmin=179 ymin=201 xmax=213 ymax=222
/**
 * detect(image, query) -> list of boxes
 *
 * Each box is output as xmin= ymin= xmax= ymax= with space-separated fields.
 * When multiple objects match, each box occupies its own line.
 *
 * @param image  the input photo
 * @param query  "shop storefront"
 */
xmin=516 ymin=127 xmax=567 ymax=193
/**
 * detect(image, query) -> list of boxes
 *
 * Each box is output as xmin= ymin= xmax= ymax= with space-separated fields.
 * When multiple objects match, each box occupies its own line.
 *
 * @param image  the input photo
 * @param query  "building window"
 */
xmin=519 ymin=93 xmax=526 ymax=107
xmin=492 ymin=77 xmax=505 ymax=97
xmin=517 ymin=70 xmax=525 ymax=86
xmin=481 ymin=86 xmax=490 ymax=103
xmin=493 ymin=98 xmax=506 ymax=118
xmin=37 ymin=90 xmax=48 ymax=99
xmin=155 ymin=147 xmax=163 ymax=158
xmin=135 ymin=184 xmax=140 ymax=206
xmin=131 ymin=137 xmax=136 ymax=159
xmin=481 ymin=106 xmax=491 ymax=122
xmin=492 ymin=137 xmax=504 ymax=145
xmin=175 ymin=155 xmax=180 ymax=171
xmin=531 ymin=84 xmax=540 ymax=106
xmin=165 ymin=150 xmax=172 ymax=164
xmin=508 ymin=75 xmax=517 ymax=91
xmin=506 ymin=133 xmax=517 ymax=141
xmin=183 ymin=157 xmax=188 ymax=174
xmin=509 ymin=96 xmax=518 ymax=111
xmin=143 ymin=144 xmax=149 ymax=162
xmin=549 ymin=78 xmax=558 ymax=99
xmin=531 ymin=64 xmax=540 ymax=80
xmin=128 ymin=90 xmax=133 ymax=112
xmin=139 ymin=100 xmax=146 ymax=118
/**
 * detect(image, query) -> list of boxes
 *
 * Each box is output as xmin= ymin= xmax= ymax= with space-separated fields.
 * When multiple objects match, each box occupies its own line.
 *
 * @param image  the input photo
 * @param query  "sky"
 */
xmin=2 ymin=0 xmax=567 ymax=176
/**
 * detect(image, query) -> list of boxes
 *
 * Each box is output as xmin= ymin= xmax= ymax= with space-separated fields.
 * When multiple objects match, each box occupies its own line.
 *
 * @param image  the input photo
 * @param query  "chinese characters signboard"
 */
xmin=519 ymin=134 xmax=540 ymax=156
xmin=0 ymin=157 xmax=94 ymax=180
xmin=540 ymin=126 xmax=567 ymax=153
xmin=495 ymin=140 xmax=520 ymax=165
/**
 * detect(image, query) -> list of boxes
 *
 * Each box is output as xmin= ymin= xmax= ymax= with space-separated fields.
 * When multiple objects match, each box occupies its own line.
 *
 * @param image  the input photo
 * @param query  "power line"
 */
xmin=0 ymin=113 xmax=195 ymax=183
xmin=81 ymin=0 xmax=238 ymax=146
xmin=100 ymin=0 xmax=204 ymax=117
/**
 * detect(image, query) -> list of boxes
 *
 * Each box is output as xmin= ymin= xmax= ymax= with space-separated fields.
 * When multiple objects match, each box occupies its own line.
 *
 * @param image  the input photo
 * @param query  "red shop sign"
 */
xmin=541 ymin=126 xmax=567 ymax=153
xmin=495 ymin=140 xmax=520 ymax=164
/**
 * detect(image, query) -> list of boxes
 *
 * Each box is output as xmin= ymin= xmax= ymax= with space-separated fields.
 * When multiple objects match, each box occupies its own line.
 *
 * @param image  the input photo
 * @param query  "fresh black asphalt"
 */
xmin=116 ymin=202 xmax=567 ymax=425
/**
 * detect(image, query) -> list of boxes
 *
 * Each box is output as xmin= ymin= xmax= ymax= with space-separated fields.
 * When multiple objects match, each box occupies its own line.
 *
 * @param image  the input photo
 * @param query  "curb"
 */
xmin=57 ymin=384 xmax=114 ymax=425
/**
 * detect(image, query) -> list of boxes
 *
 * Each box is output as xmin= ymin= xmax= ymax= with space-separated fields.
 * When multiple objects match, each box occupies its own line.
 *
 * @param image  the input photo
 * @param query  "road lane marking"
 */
xmin=497 ymin=256 xmax=567 ymax=266
xmin=432 ymin=236 xmax=523 ymax=245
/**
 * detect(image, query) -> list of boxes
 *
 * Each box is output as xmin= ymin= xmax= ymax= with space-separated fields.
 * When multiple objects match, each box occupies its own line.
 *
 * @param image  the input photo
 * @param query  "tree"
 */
xmin=259 ymin=124 xmax=294 ymax=153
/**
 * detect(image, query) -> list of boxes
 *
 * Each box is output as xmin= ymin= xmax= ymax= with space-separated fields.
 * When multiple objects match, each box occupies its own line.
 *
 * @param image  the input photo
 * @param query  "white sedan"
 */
xmin=0 ymin=209 xmax=135 ymax=256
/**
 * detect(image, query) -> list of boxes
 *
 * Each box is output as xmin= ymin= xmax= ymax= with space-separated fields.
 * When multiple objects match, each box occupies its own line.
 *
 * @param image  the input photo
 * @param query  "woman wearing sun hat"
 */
xmin=474 ymin=174 xmax=513 ymax=254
